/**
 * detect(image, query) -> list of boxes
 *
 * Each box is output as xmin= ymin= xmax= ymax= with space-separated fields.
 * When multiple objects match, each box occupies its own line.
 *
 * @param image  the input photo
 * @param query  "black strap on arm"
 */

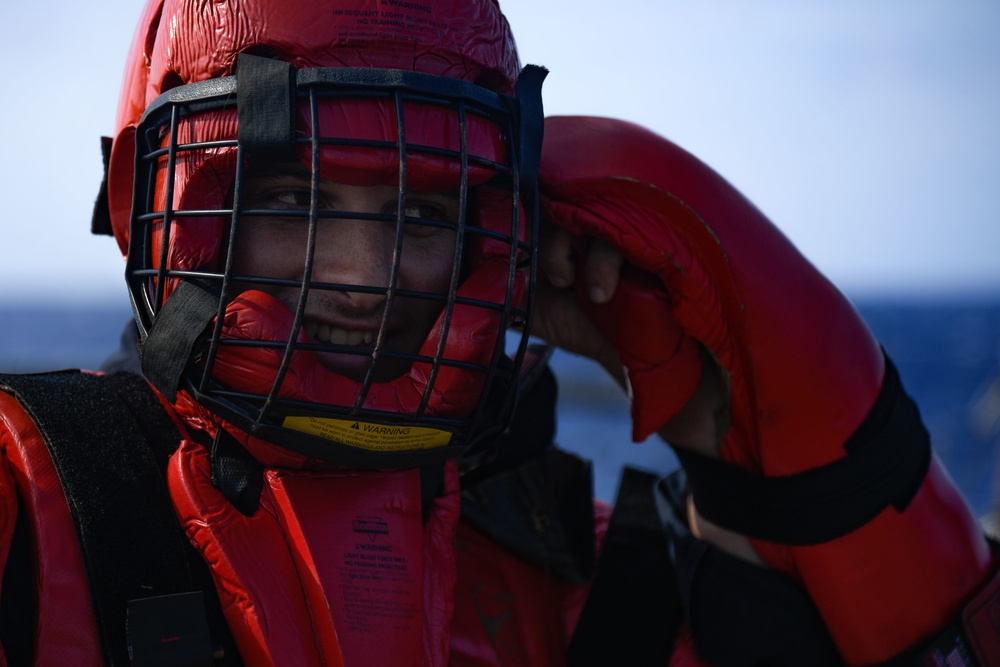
xmin=0 ymin=371 xmax=222 ymax=666
xmin=675 ymin=353 xmax=931 ymax=545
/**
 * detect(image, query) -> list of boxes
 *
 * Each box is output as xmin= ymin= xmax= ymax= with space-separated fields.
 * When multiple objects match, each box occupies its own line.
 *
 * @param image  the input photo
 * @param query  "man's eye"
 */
xmin=402 ymin=202 xmax=446 ymax=221
xmin=245 ymin=189 xmax=312 ymax=210
xmin=397 ymin=200 xmax=459 ymax=239
xmin=269 ymin=190 xmax=312 ymax=209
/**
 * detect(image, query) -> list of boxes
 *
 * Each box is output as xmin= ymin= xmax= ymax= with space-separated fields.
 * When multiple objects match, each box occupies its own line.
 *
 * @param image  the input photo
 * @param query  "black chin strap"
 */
xmin=142 ymin=278 xmax=222 ymax=402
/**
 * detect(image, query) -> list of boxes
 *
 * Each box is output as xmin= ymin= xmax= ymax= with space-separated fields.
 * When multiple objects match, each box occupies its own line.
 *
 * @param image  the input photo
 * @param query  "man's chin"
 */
xmin=314 ymin=349 xmax=413 ymax=383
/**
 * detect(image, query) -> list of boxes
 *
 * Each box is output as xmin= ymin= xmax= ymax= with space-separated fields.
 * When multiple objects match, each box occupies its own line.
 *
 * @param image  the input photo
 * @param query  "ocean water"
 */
xmin=2 ymin=297 xmax=999 ymax=517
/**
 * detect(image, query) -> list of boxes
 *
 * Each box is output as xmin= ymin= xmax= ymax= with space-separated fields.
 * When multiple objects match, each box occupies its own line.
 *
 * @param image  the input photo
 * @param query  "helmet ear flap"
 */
xmin=107 ymin=126 xmax=139 ymax=257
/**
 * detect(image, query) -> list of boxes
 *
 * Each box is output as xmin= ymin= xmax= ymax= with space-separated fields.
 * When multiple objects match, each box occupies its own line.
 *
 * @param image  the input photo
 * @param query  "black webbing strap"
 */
xmin=142 ymin=277 xmax=222 ymax=402
xmin=236 ymin=53 xmax=296 ymax=159
xmin=566 ymin=467 xmax=682 ymax=666
xmin=676 ymin=354 xmax=931 ymax=545
xmin=0 ymin=371 xmax=214 ymax=666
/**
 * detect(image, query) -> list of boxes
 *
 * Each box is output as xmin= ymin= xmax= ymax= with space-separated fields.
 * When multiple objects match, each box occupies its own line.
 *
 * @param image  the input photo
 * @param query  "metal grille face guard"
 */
xmin=126 ymin=59 xmax=546 ymax=467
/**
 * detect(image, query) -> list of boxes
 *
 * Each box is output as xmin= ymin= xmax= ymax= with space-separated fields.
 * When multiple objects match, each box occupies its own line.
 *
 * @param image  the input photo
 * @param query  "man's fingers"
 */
xmin=538 ymin=224 xmax=575 ymax=289
xmin=584 ymin=239 xmax=624 ymax=304
xmin=539 ymin=225 xmax=625 ymax=305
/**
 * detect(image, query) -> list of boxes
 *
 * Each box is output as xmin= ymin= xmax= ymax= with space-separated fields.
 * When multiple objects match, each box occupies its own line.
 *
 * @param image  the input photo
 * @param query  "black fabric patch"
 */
xmin=460 ymin=447 xmax=596 ymax=585
xmin=676 ymin=353 xmax=932 ymax=545
xmin=566 ymin=467 xmax=681 ymax=666
xmin=127 ymin=592 xmax=215 ymax=667
xmin=209 ymin=427 xmax=265 ymax=517
xmin=654 ymin=469 xmax=842 ymax=666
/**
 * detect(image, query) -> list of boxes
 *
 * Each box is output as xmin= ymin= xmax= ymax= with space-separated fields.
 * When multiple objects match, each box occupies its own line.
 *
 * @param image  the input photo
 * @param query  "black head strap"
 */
xmin=236 ymin=53 xmax=296 ymax=160
xmin=513 ymin=65 xmax=548 ymax=186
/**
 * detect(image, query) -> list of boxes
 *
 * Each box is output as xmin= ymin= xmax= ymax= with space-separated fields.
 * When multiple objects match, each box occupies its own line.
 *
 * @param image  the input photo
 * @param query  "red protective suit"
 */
xmin=5 ymin=113 xmax=998 ymax=665
xmin=0 ymin=371 xmax=609 ymax=667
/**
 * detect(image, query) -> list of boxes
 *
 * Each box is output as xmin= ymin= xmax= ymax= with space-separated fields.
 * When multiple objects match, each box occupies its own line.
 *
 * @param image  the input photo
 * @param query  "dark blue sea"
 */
xmin=2 ymin=297 xmax=1000 ymax=518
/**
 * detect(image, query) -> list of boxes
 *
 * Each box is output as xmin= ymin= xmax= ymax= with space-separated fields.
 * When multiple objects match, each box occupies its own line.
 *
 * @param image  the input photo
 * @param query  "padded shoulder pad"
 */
xmin=0 ymin=371 xmax=199 ymax=666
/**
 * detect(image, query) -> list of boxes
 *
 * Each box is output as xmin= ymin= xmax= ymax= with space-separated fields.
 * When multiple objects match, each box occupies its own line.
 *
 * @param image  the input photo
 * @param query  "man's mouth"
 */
xmin=303 ymin=319 xmax=376 ymax=347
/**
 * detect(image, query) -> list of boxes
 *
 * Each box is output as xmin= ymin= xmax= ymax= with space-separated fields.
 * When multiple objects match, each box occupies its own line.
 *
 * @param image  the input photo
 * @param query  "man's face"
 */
xmin=232 ymin=165 xmax=460 ymax=382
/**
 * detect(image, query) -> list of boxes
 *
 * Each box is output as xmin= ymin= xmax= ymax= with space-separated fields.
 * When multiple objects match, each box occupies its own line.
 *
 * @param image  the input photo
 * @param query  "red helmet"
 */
xmin=96 ymin=0 xmax=546 ymax=467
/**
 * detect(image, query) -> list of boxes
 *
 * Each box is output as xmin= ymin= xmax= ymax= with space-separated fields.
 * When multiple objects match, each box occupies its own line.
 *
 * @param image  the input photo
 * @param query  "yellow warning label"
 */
xmin=282 ymin=416 xmax=453 ymax=452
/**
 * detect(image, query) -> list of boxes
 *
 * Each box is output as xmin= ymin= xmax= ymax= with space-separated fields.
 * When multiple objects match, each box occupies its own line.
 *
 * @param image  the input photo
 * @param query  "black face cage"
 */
xmin=125 ymin=54 xmax=547 ymax=468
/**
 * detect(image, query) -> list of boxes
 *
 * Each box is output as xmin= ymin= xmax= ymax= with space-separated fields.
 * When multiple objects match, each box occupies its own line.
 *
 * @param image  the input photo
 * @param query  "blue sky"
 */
xmin=1 ymin=0 xmax=997 ymax=304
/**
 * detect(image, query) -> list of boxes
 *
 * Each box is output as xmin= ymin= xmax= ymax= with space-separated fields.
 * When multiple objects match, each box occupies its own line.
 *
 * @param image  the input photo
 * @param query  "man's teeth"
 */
xmin=303 ymin=321 xmax=375 ymax=346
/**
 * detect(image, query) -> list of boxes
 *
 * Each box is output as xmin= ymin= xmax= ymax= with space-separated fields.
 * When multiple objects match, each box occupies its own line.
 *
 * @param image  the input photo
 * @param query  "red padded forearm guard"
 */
xmin=538 ymin=116 xmax=993 ymax=663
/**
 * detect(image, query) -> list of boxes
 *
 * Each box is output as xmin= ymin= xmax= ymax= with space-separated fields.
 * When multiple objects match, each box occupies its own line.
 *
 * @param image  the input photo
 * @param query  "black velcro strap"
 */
xmin=236 ymin=53 xmax=296 ymax=158
xmin=0 ymin=371 xmax=204 ymax=666
xmin=566 ymin=467 xmax=681 ymax=666
xmin=676 ymin=354 xmax=931 ymax=545
xmin=142 ymin=278 xmax=222 ymax=402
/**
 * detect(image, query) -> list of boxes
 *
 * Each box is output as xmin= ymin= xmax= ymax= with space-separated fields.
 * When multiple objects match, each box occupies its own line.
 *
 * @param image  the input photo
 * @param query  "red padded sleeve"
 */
xmin=539 ymin=116 xmax=993 ymax=663
xmin=0 ymin=391 xmax=103 ymax=666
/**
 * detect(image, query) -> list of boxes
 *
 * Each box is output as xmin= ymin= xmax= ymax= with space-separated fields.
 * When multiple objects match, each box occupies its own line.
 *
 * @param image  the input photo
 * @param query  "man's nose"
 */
xmin=312 ymin=219 xmax=394 ymax=311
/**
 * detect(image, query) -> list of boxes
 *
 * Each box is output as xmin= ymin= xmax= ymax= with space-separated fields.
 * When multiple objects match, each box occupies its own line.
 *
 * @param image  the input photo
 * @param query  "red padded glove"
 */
xmin=565 ymin=254 xmax=704 ymax=442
